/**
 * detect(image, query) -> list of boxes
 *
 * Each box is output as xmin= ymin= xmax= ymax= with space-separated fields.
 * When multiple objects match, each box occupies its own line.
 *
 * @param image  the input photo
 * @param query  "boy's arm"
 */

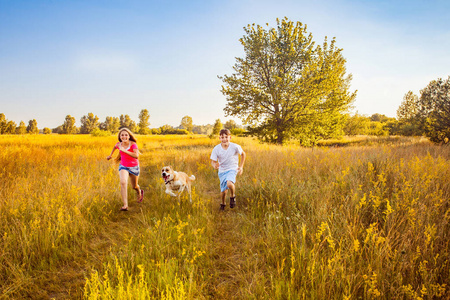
xmin=211 ymin=159 xmax=219 ymax=170
xmin=237 ymin=150 xmax=246 ymax=175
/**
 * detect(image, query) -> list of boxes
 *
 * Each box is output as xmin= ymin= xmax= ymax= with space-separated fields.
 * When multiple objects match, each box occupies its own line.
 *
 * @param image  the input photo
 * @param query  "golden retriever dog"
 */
xmin=161 ymin=166 xmax=195 ymax=202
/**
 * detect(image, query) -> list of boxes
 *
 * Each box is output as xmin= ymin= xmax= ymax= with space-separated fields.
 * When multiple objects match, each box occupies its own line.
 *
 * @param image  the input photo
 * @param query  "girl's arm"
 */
xmin=107 ymin=144 xmax=118 ymax=160
xmin=119 ymin=143 xmax=139 ymax=159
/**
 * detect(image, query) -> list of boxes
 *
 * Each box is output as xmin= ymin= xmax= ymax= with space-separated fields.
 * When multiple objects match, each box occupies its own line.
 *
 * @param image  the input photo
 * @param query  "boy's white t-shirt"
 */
xmin=210 ymin=142 xmax=243 ymax=173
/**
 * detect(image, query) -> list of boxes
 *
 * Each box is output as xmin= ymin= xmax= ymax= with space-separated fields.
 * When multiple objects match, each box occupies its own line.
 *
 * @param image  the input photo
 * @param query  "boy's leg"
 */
xmin=219 ymin=190 xmax=227 ymax=210
xmin=220 ymin=190 xmax=228 ymax=205
xmin=227 ymin=177 xmax=237 ymax=208
xmin=227 ymin=181 xmax=235 ymax=198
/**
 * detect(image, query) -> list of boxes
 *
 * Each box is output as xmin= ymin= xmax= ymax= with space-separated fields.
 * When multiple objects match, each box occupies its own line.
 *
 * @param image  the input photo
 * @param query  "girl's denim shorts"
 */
xmin=119 ymin=164 xmax=140 ymax=176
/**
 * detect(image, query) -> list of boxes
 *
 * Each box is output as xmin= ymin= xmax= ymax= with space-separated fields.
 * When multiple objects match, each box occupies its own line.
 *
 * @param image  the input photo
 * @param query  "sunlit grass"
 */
xmin=0 ymin=134 xmax=448 ymax=299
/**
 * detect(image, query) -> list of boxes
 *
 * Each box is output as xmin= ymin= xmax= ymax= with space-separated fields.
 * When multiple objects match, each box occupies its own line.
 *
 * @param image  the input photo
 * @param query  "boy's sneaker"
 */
xmin=220 ymin=204 xmax=226 ymax=211
xmin=230 ymin=197 xmax=236 ymax=208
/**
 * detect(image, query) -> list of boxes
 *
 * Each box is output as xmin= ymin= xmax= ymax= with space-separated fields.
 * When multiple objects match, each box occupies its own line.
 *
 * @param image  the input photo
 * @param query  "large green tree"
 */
xmin=418 ymin=76 xmax=450 ymax=143
xmin=220 ymin=17 xmax=356 ymax=145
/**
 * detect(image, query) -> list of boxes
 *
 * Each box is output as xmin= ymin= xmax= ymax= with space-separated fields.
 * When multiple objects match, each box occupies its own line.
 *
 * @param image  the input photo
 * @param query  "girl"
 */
xmin=107 ymin=128 xmax=144 ymax=211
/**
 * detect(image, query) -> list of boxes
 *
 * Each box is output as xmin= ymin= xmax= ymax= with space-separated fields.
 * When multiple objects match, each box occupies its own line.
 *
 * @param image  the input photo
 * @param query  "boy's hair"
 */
xmin=219 ymin=129 xmax=231 ymax=136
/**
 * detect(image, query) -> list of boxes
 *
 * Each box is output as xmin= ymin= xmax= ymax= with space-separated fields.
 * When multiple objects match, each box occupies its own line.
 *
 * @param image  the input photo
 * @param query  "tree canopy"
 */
xmin=62 ymin=115 xmax=77 ymax=134
xmin=101 ymin=116 xmax=120 ymax=133
xmin=212 ymin=119 xmax=222 ymax=136
xmin=396 ymin=91 xmax=422 ymax=136
xmin=220 ymin=17 xmax=356 ymax=145
xmin=27 ymin=119 xmax=39 ymax=134
xmin=120 ymin=115 xmax=138 ymax=132
xmin=180 ymin=116 xmax=193 ymax=133
xmin=138 ymin=109 xmax=151 ymax=135
xmin=418 ymin=76 xmax=450 ymax=143
xmin=80 ymin=113 xmax=99 ymax=134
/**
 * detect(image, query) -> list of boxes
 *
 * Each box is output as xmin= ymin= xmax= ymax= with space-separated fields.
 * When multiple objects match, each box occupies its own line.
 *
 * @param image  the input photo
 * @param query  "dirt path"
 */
xmin=205 ymin=192 xmax=264 ymax=299
xmin=44 ymin=177 xmax=256 ymax=299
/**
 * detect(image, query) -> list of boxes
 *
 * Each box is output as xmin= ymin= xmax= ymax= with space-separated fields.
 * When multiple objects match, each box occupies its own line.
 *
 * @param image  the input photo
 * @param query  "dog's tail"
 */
xmin=189 ymin=175 xmax=195 ymax=181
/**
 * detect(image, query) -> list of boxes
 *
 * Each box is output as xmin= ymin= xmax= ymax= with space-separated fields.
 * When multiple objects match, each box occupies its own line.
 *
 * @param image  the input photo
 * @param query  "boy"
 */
xmin=210 ymin=129 xmax=246 ymax=210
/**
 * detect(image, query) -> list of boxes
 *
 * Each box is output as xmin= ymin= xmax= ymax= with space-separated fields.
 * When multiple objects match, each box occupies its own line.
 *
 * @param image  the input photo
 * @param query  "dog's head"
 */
xmin=161 ymin=166 xmax=174 ymax=183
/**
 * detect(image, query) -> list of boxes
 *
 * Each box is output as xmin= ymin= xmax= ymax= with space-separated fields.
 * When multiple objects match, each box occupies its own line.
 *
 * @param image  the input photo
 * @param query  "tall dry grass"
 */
xmin=230 ymin=139 xmax=450 ymax=299
xmin=0 ymin=135 xmax=121 ymax=298
xmin=0 ymin=134 xmax=448 ymax=299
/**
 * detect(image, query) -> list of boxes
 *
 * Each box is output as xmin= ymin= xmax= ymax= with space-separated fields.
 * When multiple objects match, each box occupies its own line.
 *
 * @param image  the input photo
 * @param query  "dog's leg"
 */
xmin=166 ymin=189 xmax=177 ymax=197
xmin=186 ymin=183 xmax=192 ymax=203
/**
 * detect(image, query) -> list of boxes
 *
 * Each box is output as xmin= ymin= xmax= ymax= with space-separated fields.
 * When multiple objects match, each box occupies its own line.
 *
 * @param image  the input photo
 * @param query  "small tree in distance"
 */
xmin=101 ymin=116 xmax=120 ymax=133
xmin=16 ymin=121 xmax=27 ymax=134
xmin=61 ymin=115 xmax=77 ymax=134
xmin=120 ymin=115 xmax=138 ymax=133
xmin=80 ymin=113 xmax=99 ymax=134
xmin=138 ymin=109 xmax=151 ymax=135
xmin=26 ymin=119 xmax=39 ymax=134
xmin=396 ymin=91 xmax=422 ymax=136
xmin=180 ymin=116 xmax=193 ymax=133
xmin=212 ymin=119 xmax=222 ymax=136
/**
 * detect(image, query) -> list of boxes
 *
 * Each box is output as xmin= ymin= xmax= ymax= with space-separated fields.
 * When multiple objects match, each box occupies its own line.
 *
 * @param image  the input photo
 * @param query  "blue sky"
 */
xmin=1 ymin=0 xmax=449 ymax=129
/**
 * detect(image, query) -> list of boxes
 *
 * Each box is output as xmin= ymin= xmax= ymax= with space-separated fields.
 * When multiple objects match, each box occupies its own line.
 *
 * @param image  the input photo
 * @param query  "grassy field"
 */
xmin=0 ymin=134 xmax=449 ymax=299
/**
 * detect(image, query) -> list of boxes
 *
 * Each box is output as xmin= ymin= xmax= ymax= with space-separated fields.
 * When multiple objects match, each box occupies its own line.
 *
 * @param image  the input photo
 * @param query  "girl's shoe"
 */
xmin=138 ymin=189 xmax=144 ymax=203
xmin=120 ymin=207 xmax=128 ymax=211
xmin=220 ymin=204 xmax=226 ymax=211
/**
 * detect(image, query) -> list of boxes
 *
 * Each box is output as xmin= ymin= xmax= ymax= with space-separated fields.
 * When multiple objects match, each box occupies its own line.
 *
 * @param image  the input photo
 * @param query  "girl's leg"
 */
xmin=119 ymin=170 xmax=130 ymax=209
xmin=129 ymin=174 xmax=141 ymax=201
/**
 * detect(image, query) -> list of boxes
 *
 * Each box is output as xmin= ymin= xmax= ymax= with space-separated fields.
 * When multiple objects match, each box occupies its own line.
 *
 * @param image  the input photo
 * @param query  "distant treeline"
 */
xmin=0 ymin=110 xmax=421 ymax=138
xmin=0 ymin=110 xmax=244 ymax=137
xmin=1 ymin=74 xmax=449 ymax=145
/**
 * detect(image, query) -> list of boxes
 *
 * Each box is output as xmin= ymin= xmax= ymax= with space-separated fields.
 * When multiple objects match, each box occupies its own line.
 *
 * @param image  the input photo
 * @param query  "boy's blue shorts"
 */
xmin=219 ymin=170 xmax=237 ymax=192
